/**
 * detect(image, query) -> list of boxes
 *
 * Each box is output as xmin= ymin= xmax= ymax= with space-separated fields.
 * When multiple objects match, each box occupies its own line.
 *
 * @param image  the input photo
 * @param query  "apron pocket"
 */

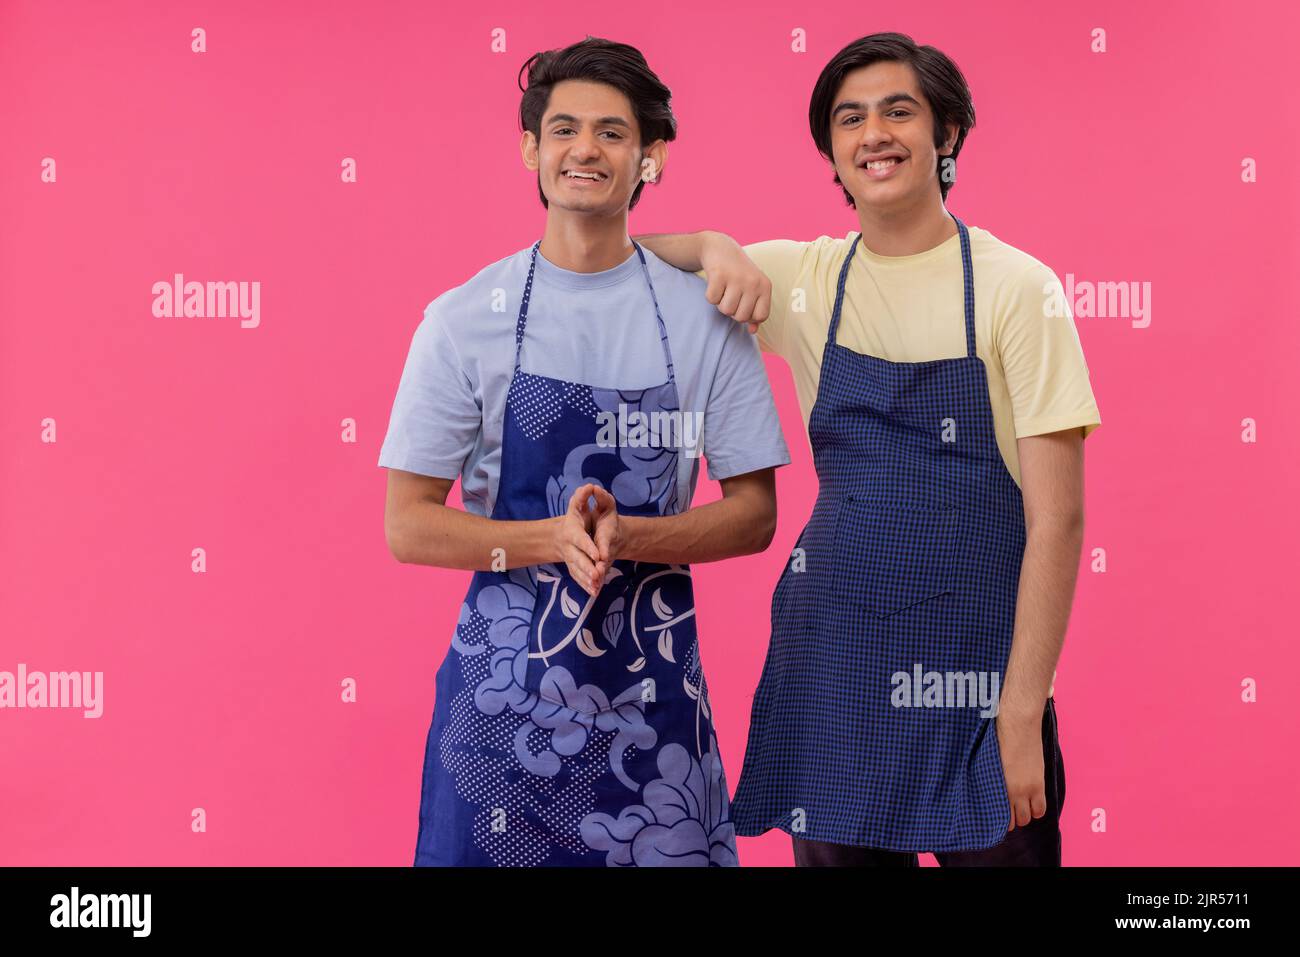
xmin=832 ymin=496 xmax=958 ymax=619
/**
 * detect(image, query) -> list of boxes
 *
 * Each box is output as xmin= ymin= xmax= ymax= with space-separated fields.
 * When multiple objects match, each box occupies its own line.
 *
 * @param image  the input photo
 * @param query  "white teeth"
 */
xmin=565 ymin=171 xmax=601 ymax=180
xmin=865 ymin=158 xmax=900 ymax=170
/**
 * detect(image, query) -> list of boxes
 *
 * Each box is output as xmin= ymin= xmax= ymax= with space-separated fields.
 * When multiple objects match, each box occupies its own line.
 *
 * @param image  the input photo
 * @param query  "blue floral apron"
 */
xmin=729 ymin=215 xmax=1024 ymax=853
xmin=413 ymin=241 xmax=738 ymax=867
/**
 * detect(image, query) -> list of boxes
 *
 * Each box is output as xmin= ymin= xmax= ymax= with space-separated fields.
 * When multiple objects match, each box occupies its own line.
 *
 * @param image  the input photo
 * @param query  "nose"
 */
xmin=570 ymin=129 xmax=601 ymax=162
xmin=857 ymin=111 xmax=893 ymax=152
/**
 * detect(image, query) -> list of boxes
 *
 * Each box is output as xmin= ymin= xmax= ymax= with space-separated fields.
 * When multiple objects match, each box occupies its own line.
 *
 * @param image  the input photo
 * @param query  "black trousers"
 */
xmin=791 ymin=697 xmax=1064 ymax=867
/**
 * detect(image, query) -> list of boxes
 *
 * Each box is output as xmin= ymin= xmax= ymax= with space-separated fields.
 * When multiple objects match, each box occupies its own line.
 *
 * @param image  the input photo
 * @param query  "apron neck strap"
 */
xmin=514 ymin=241 xmax=542 ymax=373
xmin=631 ymin=241 xmax=676 ymax=385
xmin=514 ymin=241 xmax=677 ymax=385
xmin=825 ymin=234 xmax=861 ymax=349
xmin=825 ymin=213 xmax=977 ymax=359
xmin=953 ymin=214 xmax=976 ymax=359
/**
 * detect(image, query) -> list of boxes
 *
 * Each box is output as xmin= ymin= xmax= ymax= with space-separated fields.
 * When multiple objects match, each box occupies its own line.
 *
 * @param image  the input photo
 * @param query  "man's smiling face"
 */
xmin=522 ymin=79 xmax=658 ymax=217
xmin=828 ymin=60 xmax=957 ymax=212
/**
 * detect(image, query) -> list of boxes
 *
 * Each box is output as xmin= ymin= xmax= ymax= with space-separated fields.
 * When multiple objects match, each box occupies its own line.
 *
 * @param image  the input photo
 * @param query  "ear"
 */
xmin=641 ymin=140 xmax=668 ymax=180
xmin=520 ymin=130 xmax=539 ymax=171
xmin=939 ymin=123 xmax=959 ymax=156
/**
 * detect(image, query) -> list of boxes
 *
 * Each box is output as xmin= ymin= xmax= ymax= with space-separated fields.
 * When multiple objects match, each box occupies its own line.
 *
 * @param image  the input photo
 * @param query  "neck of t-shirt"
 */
xmin=853 ymin=227 xmax=965 ymax=268
xmin=533 ymin=245 xmax=643 ymax=290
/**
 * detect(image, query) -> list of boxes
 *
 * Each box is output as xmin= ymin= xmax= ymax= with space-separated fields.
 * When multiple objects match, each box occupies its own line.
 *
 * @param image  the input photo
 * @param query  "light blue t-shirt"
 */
xmin=377 ymin=243 xmax=792 ymax=517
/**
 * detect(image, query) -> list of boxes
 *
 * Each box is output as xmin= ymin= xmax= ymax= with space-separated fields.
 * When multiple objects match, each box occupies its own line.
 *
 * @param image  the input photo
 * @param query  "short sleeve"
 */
xmin=700 ymin=317 xmax=792 ymax=481
xmin=377 ymin=299 xmax=482 ymax=478
xmin=995 ymin=263 xmax=1102 ymax=440
xmin=741 ymin=239 xmax=818 ymax=358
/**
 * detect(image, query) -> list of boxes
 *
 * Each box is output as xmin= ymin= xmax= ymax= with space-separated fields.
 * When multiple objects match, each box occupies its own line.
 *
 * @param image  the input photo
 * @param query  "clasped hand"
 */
xmin=553 ymin=483 xmax=622 ymax=597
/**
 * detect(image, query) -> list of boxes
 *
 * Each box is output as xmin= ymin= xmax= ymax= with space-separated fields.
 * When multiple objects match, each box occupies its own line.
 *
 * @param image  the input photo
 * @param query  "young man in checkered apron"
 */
xmin=637 ymin=32 xmax=1099 ymax=866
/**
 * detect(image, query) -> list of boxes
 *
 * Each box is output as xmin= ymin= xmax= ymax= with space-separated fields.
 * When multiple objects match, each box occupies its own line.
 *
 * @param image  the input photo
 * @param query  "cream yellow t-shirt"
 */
xmin=710 ymin=224 xmax=1102 ymax=700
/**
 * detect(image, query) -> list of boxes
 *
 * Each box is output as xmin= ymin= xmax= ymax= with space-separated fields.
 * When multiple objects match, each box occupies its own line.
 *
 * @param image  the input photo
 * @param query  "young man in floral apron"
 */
xmin=638 ymin=32 xmax=1100 ymax=866
xmin=378 ymin=38 xmax=791 ymax=866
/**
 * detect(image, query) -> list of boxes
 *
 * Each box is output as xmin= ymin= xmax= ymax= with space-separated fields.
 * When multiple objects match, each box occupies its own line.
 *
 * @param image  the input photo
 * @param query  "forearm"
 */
xmin=999 ymin=513 xmax=1085 ymax=720
xmin=632 ymin=230 xmax=725 ymax=272
xmin=618 ymin=495 xmax=776 ymax=564
xmin=393 ymin=502 xmax=558 ymax=571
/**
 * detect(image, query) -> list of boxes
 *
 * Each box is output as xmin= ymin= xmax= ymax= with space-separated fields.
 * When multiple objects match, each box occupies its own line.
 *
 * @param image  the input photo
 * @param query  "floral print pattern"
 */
xmin=416 ymin=241 xmax=736 ymax=866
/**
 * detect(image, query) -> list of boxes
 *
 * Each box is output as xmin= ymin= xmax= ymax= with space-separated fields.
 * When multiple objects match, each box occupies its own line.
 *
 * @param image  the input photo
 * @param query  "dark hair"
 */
xmin=518 ymin=36 xmax=676 ymax=211
xmin=807 ymin=32 xmax=975 ymax=205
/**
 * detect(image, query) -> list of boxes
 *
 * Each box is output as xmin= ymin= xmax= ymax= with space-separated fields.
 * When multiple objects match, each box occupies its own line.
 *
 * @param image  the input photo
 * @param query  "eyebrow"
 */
xmin=545 ymin=113 xmax=632 ymax=129
xmin=831 ymin=92 xmax=922 ymax=117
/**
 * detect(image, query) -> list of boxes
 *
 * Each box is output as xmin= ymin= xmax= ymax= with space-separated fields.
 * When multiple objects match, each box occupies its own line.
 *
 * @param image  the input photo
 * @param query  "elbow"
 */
xmin=718 ymin=471 xmax=779 ymax=556
xmin=735 ymin=478 xmax=779 ymax=554
xmin=385 ymin=518 xmax=410 ymax=564
xmin=751 ymin=503 xmax=778 ymax=553
xmin=1026 ymin=504 xmax=1085 ymax=547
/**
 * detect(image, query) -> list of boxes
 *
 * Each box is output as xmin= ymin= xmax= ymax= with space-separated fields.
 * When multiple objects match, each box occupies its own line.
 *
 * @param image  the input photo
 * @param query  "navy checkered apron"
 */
xmin=729 ymin=215 xmax=1025 ymax=852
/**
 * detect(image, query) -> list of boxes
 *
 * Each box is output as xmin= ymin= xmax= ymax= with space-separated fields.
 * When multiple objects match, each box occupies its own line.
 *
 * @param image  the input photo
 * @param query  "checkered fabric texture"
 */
xmin=729 ymin=217 xmax=1029 ymax=853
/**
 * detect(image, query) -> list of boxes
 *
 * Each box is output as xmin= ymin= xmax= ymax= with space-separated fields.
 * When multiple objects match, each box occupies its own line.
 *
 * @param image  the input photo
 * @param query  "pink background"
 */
xmin=2 ymin=0 xmax=1297 ymax=866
